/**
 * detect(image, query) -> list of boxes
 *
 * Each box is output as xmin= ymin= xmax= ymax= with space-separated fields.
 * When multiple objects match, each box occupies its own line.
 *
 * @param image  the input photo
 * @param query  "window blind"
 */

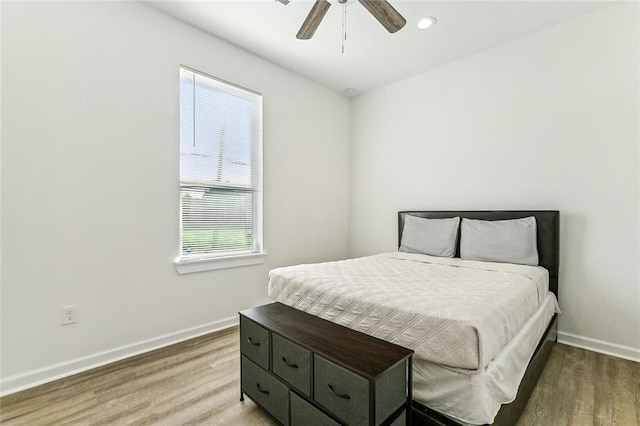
xmin=179 ymin=67 xmax=262 ymax=259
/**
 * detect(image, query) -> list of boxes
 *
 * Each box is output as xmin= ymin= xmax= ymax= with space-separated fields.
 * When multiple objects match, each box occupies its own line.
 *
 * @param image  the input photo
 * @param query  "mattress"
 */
xmin=268 ymin=252 xmax=552 ymax=371
xmin=412 ymin=293 xmax=558 ymax=425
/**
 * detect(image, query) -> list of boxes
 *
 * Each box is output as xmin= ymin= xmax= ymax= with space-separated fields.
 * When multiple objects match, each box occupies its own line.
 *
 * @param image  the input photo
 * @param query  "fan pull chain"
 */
xmin=341 ymin=1 xmax=347 ymax=53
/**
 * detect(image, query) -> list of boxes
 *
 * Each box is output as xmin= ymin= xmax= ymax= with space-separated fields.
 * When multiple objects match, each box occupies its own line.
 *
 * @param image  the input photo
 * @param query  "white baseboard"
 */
xmin=3 ymin=321 xmax=636 ymax=397
xmin=0 ymin=316 xmax=238 ymax=397
xmin=557 ymin=331 xmax=640 ymax=363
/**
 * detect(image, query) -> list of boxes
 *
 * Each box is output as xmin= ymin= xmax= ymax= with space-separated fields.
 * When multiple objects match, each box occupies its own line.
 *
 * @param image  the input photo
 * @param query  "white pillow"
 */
xmin=460 ymin=217 xmax=538 ymax=265
xmin=399 ymin=216 xmax=460 ymax=258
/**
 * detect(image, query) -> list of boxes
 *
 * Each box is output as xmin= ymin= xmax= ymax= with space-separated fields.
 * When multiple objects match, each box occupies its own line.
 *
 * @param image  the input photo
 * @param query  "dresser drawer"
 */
xmin=314 ymin=355 xmax=369 ymax=426
xmin=375 ymin=359 xmax=408 ymax=423
xmin=241 ymin=356 xmax=289 ymax=426
xmin=240 ymin=316 xmax=270 ymax=370
xmin=272 ymin=333 xmax=312 ymax=397
xmin=290 ymin=392 xmax=340 ymax=426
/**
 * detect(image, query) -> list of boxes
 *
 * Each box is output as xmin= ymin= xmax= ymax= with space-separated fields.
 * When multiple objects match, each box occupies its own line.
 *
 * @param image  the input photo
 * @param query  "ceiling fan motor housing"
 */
xmin=296 ymin=0 xmax=406 ymax=40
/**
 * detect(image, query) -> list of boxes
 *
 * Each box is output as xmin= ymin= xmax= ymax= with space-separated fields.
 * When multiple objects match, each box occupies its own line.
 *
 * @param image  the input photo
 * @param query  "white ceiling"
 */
xmin=148 ymin=0 xmax=611 ymax=95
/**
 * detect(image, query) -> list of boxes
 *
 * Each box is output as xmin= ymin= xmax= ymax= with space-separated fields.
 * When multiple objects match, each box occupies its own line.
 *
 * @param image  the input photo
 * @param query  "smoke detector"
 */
xmin=344 ymin=88 xmax=358 ymax=97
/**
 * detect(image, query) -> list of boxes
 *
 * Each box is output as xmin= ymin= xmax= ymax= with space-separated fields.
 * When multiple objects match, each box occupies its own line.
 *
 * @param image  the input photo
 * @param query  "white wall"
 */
xmin=2 ymin=1 xmax=638 ymax=396
xmin=350 ymin=4 xmax=640 ymax=359
xmin=0 ymin=1 xmax=350 ymax=392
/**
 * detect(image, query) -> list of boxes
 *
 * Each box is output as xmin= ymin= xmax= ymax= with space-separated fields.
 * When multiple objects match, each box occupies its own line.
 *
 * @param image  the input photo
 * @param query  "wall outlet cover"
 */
xmin=61 ymin=305 xmax=78 ymax=325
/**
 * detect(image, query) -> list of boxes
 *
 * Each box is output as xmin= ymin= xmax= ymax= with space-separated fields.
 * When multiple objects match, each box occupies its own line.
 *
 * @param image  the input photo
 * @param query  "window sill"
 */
xmin=174 ymin=253 xmax=267 ymax=274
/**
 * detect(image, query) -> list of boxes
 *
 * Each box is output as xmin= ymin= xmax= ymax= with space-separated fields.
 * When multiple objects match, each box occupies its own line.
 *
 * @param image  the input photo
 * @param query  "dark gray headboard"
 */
xmin=398 ymin=211 xmax=560 ymax=298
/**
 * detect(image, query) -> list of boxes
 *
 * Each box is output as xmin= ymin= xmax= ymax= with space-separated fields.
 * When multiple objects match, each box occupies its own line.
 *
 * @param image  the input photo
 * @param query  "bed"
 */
xmin=268 ymin=210 xmax=560 ymax=425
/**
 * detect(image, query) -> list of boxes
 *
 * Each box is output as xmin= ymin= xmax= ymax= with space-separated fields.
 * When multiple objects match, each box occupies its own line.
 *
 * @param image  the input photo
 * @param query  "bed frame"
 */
xmin=398 ymin=210 xmax=560 ymax=426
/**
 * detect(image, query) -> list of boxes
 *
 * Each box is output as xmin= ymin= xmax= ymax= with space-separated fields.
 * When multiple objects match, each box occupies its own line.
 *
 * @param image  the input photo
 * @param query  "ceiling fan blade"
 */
xmin=296 ymin=0 xmax=331 ymax=40
xmin=358 ymin=0 xmax=406 ymax=33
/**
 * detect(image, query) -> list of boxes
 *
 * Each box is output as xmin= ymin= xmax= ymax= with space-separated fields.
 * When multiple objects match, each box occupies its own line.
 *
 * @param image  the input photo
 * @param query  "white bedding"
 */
xmin=412 ymin=293 xmax=558 ymax=425
xmin=268 ymin=252 xmax=552 ymax=371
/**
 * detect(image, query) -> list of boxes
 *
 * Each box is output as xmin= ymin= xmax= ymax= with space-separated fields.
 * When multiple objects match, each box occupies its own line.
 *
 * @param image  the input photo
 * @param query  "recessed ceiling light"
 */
xmin=417 ymin=16 xmax=437 ymax=30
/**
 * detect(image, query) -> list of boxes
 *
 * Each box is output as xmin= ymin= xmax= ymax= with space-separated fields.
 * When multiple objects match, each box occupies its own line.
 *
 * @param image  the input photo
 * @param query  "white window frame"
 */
xmin=175 ymin=66 xmax=265 ymax=274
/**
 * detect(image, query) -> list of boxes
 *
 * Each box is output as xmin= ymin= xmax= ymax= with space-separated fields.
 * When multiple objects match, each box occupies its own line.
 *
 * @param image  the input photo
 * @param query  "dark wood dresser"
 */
xmin=239 ymin=302 xmax=414 ymax=426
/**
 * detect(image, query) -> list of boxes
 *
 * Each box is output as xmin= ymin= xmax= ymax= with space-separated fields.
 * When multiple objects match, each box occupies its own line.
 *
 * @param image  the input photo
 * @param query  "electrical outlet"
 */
xmin=61 ymin=305 xmax=78 ymax=325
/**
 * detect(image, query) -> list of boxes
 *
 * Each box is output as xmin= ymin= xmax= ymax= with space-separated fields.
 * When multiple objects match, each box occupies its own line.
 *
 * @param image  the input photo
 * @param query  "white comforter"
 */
xmin=268 ymin=252 xmax=550 ymax=371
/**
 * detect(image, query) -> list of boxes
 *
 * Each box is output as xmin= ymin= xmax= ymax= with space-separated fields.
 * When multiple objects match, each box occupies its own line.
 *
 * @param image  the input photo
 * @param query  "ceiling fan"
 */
xmin=296 ymin=0 xmax=406 ymax=40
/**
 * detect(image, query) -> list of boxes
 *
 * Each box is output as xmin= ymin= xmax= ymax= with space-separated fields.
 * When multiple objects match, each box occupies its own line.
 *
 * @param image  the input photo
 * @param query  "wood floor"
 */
xmin=1 ymin=326 xmax=638 ymax=426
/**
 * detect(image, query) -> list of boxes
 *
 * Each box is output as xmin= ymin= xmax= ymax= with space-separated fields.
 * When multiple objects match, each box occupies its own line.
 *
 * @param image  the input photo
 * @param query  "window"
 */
xmin=177 ymin=67 xmax=263 ymax=267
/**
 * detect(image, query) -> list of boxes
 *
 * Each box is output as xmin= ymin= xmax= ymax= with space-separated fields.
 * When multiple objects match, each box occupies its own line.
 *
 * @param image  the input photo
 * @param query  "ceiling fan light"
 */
xmin=417 ymin=16 xmax=437 ymax=30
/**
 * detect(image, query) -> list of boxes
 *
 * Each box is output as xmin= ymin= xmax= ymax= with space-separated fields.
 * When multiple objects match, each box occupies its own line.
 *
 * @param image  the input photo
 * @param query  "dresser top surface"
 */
xmin=239 ymin=302 xmax=413 ymax=379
